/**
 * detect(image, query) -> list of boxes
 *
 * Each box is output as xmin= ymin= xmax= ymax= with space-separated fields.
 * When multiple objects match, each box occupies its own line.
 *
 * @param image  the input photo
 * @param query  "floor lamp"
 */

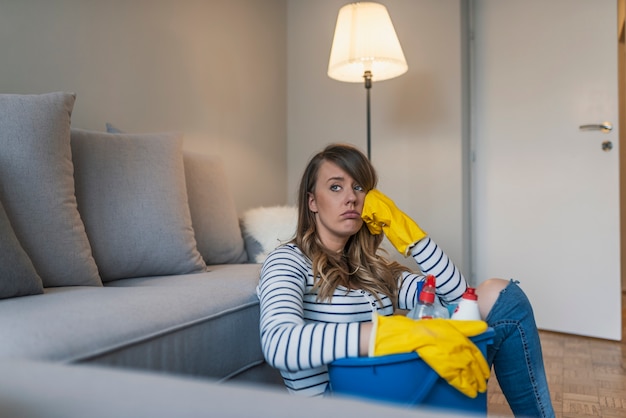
xmin=328 ymin=2 xmax=408 ymax=160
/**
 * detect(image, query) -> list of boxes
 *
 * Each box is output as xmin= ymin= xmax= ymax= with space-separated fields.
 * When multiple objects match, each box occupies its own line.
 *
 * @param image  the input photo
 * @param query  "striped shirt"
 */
xmin=257 ymin=237 xmax=467 ymax=396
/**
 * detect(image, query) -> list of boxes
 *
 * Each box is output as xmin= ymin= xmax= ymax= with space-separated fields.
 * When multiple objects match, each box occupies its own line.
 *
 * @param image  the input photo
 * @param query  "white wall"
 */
xmin=287 ymin=0 xmax=469 ymax=273
xmin=0 ymin=0 xmax=287 ymax=213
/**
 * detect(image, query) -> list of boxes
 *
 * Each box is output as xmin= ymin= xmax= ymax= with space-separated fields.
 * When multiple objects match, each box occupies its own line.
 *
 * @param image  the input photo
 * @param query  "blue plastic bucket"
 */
xmin=328 ymin=328 xmax=494 ymax=414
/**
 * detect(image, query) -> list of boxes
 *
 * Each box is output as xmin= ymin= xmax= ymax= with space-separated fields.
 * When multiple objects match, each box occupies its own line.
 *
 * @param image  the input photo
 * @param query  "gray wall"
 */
xmin=0 ymin=0 xmax=287 ymax=213
xmin=287 ymin=0 xmax=468 ymax=272
xmin=1 ymin=0 xmax=469 ymax=273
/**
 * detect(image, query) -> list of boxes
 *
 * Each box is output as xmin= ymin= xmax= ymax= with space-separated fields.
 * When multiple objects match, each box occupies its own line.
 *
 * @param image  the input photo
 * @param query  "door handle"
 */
xmin=579 ymin=122 xmax=612 ymax=133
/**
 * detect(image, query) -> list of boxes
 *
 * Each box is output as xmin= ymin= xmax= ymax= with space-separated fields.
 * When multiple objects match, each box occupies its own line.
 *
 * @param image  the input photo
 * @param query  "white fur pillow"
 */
xmin=241 ymin=206 xmax=297 ymax=263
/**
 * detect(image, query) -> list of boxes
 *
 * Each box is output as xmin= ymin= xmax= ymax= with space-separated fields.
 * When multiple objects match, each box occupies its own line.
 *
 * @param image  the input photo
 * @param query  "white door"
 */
xmin=471 ymin=0 xmax=621 ymax=340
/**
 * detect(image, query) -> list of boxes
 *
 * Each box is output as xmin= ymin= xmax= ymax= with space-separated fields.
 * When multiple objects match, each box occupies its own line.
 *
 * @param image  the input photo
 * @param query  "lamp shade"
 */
xmin=328 ymin=2 xmax=407 ymax=83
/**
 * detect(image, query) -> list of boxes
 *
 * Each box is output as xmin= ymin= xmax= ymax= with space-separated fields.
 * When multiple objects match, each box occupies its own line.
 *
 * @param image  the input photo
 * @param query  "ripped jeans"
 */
xmin=485 ymin=280 xmax=555 ymax=417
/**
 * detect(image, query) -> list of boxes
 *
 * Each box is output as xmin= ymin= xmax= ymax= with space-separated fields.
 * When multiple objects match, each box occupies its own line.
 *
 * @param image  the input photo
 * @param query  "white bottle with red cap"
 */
xmin=451 ymin=287 xmax=482 ymax=320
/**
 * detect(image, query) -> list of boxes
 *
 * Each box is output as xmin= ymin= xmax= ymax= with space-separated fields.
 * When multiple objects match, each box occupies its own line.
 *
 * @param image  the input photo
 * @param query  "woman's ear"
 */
xmin=308 ymin=192 xmax=318 ymax=213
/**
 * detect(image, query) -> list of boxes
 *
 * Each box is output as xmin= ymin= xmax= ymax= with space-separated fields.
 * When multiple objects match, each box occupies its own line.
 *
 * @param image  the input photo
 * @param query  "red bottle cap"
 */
xmin=419 ymin=289 xmax=435 ymax=304
xmin=463 ymin=287 xmax=478 ymax=301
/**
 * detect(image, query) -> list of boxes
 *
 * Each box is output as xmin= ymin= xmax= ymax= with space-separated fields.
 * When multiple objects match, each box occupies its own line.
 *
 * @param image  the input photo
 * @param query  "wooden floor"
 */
xmin=487 ymin=293 xmax=626 ymax=417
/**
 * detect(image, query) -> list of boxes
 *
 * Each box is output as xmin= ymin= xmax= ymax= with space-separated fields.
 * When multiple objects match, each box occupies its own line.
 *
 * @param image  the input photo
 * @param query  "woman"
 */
xmin=258 ymin=144 xmax=554 ymax=417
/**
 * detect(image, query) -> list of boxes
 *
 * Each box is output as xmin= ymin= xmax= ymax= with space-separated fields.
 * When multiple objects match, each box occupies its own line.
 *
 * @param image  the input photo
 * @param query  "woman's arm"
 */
xmin=397 ymin=237 xmax=468 ymax=309
xmin=410 ymin=237 xmax=467 ymax=303
xmin=359 ymin=321 xmax=373 ymax=356
xmin=361 ymin=190 xmax=467 ymax=308
xmin=258 ymin=246 xmax=361 ymax=372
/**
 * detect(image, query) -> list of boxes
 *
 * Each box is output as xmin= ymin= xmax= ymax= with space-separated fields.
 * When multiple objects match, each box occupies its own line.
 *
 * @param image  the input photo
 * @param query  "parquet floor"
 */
xmin=487 ymin=293 xmax=626 ymax=417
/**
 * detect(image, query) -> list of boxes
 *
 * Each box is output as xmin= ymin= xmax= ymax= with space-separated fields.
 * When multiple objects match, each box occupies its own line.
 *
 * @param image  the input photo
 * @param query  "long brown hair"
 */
xmin=294 ymin=143 xmax=406 ymax=305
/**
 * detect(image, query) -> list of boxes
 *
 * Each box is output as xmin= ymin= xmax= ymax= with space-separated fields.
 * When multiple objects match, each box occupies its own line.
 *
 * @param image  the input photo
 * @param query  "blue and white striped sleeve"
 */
xmin=397 ymin=270 xmax=422 ymax=310
xmin=258 ymin=246 xmax=361 ymax=373
xmin=403 ymin=237 xmax=468 ymax=306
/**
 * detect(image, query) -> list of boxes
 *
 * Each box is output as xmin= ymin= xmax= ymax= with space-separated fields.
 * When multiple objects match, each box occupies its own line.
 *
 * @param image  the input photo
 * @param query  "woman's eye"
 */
xmin=330 ymin=184 xmax=341 ymax=191
xmin=354 ymin=185 xmax=364 ymax=192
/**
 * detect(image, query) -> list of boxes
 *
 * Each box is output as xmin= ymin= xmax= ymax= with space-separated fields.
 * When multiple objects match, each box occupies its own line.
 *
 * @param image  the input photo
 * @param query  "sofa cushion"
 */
xmin=106 ymin=123 xmax=247 ymax=265
xmin=183 ymin=152 xmax=248 ymax=264
xmin=0 ymin=92 xmax=101 ymax=287
xmin=0 ymin=196 xmax=44 ymax=299
xmin=70 ymin=128 xmax=207 ymax=281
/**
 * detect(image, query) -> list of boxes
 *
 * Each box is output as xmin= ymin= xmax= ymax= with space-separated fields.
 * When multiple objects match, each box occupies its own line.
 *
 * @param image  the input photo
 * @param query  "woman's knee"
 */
xmin=475 ymin=278 xmax=509 ymax=319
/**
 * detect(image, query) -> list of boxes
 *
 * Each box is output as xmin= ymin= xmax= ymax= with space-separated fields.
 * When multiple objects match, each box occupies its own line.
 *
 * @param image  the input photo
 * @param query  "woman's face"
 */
xmin=308 ymin=160 xmax=366 ymax=252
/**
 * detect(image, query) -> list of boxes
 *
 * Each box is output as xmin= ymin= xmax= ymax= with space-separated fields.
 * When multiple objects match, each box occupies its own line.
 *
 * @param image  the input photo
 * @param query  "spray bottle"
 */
xmin=408 ymin=275 xmax=449 ymax=320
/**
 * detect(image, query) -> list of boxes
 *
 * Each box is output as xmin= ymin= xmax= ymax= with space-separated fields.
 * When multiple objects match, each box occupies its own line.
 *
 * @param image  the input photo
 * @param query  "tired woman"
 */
xmin=257 ymin=143 xmax=554 ymax=417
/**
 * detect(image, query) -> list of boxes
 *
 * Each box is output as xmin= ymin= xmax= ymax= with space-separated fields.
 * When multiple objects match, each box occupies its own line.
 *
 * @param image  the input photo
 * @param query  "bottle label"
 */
xmin=451 ymin=301 xmax=481 ymax=320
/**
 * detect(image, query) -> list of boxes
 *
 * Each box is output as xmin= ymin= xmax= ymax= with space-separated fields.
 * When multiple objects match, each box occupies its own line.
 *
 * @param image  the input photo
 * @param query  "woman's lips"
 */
xmin=342 ymin=210 xmax=361 ymax=219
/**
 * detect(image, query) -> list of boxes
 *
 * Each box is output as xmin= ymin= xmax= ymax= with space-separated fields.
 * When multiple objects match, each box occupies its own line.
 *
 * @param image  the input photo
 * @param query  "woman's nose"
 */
xmin=346 ymin=189 xmax=357 ymax=203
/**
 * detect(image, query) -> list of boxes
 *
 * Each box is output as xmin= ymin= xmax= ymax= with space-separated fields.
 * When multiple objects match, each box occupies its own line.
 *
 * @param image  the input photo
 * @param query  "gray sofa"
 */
xmin=0 ymin=92 xmax=279 ymax=384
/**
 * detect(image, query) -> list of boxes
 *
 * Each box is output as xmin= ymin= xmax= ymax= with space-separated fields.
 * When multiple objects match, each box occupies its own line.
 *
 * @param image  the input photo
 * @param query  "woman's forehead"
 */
xmin=317 ymin=161 xmax=354 ymax=182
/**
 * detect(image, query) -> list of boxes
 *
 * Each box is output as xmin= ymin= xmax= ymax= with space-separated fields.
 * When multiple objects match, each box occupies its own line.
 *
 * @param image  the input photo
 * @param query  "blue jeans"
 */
xmin=485 ymin=280 xmax=554 ymax=417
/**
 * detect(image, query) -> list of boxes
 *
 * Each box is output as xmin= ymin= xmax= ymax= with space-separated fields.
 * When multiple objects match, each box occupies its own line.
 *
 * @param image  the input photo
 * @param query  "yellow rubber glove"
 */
xmin=369 ymin=315 xmax=490 ymax=398
xmin=361 ymin=189 xmax=427 ymax=256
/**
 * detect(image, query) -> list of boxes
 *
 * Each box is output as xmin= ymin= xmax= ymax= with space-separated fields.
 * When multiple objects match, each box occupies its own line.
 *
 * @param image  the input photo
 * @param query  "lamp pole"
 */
xmin=327 ymin=3 xmax=407 ymax=161
xmin=364 ymin=70 xmax=372 ymax=160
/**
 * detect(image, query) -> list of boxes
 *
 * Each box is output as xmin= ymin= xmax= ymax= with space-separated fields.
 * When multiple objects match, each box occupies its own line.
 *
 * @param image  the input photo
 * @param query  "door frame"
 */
xmin=616 ymin=0 xmax=626 ymax=294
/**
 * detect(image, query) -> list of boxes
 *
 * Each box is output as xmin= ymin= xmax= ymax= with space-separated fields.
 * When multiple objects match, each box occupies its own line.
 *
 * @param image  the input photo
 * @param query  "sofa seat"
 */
xmin=0 ymin=264 xmax=264 ymax=380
